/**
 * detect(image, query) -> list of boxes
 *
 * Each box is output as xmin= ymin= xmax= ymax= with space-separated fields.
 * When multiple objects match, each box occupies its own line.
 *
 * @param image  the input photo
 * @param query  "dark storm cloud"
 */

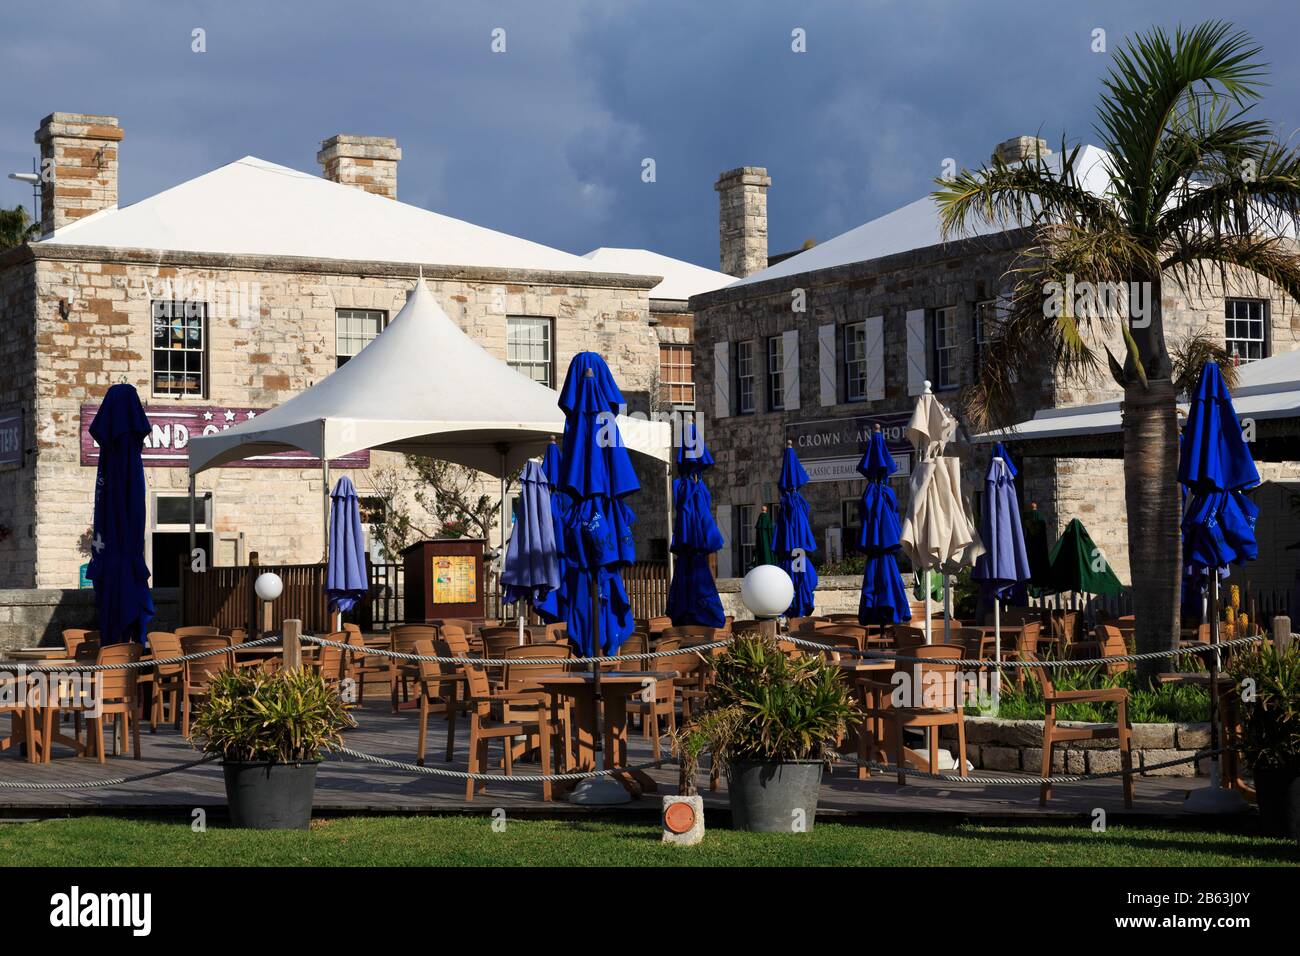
xmin=2 ymin=1 xmax=1297 ymax=269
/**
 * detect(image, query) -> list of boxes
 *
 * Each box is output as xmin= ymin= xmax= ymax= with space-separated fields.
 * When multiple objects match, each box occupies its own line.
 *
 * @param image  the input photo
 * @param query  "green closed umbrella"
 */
xmin=753 ymin=506 xmax=776 ymax=569
xmin=1047 ymin=518 xmax=1123 ymax=597
xmin=1022 ymin=502 xmax=1053 ymax=597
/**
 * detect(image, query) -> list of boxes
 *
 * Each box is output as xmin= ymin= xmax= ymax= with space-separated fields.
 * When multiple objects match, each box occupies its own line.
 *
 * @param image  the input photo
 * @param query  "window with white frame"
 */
xmin=844 ymin=321 xmax=868 ymax=401
xmin=736 ymin=504 xmax=756 ymax=572
xmin=659 ymin=344 xmax=695 ymax=408
xmin=151 ymin=300 xmax=207 ymax=397
xmin=766 ymin=335 xmax=785 ymax=411
xmin=932 ymin=306 xmax=958 ymax=389
xmin=1225 ymin=298 xmax=1267 ymax=363
xmin=336 ymin=308 xmax=387 ymax=368
xmin=973 ymin=299 xmax=999 ymax=374
xmin=736 ymin=340 xmax=757 ymax=414
xmin=507 ymin=317 xmax=554 ymax=387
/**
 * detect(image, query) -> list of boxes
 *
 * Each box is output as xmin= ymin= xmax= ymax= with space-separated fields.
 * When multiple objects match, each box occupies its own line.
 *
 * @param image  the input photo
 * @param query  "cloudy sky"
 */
xmin=3 ymin=1 xmax=1298 ymax=268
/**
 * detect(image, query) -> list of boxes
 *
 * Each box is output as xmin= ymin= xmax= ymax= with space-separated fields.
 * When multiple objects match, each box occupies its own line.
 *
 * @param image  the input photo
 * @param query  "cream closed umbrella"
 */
xmin=900 ymin=383 xmax=985 ymax=644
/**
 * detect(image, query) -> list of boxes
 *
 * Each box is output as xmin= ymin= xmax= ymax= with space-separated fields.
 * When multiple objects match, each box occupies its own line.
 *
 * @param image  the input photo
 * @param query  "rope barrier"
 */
xmin=305 ymin=634 xmax=730 ymax=667
xmin=15 ymin=636 xmax=282 ymax=672
xmin=0 ymin=755 xmax=218 ymax=790
xmin=825 ymin=746 xmax=1224 ymax=785
xmin=336 ymin=746 xmax=671 ymax=783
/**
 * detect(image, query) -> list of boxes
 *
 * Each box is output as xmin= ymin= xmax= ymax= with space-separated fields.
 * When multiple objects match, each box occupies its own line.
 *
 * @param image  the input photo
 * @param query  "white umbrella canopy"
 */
xmin=900 ymin=384 xmax=985 ymax=642
xmin=187 ymin=278 xmax=671 ymax=476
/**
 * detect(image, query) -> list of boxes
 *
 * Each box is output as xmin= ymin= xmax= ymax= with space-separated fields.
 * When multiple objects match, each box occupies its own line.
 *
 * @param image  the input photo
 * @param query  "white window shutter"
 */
xmin=906 ymin=309 xmax=927 ymax=395
xmin=715 ymin=505 xmax=733 ymax=578
xmin=713 ymin=341 xmax=730 ymax=420
xmin=817 ymin=323 xmax=836 ymax=406
xmin=865 ymin=314 xmax=885 ymax=401
xmin=781 ymin=329 xmax=800 ymax=411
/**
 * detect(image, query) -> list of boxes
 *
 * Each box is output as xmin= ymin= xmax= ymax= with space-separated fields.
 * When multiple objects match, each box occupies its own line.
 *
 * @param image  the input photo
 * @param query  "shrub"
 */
xmin=1229 ymin=640 xmax=1300 ymax=773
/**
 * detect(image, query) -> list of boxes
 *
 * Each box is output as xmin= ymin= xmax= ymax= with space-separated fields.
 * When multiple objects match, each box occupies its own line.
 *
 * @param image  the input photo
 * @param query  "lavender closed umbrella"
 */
xmin=325 ymin=476 xmax=369 ymax=618
xmin=501 ymin=458 xmax=561 ymax=643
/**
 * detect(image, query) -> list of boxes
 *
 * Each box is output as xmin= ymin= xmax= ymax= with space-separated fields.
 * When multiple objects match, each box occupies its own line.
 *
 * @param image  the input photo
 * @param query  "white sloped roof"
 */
xmin=731 ymin=145 xmax=1117 ymax=288
xmin=187 ymin=278 xmax=671 ymax=476
xmin=40 ymin=156 xmax=630 ymax=275
xmin=581 ymin=247 xmax=734 ymax=300
xmin=974 ymin=348 xmax=1300 ymax=444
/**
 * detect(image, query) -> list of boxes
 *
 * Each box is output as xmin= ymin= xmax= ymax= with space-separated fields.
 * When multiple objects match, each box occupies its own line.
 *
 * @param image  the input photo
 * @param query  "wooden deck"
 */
xmin=0 ymin=702 xmax=1213 ymax=822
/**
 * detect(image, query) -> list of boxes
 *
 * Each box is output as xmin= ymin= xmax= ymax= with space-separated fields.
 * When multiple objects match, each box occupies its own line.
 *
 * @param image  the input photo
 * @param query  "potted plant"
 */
xmin=664 ymin=707 xmax=742 ymax=845
xmin=1229 ymin=639 xmax=1300 ymax=840
xmin=189 ymin=667 xmax=354 ymax=830
xmin=694 ymin=634 xmax=859 ymax=833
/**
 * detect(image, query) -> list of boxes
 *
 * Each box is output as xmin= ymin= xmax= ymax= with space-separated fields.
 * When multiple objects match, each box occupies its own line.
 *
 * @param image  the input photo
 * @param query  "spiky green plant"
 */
xmin=1229 ymin=640 xmax=1300 ymax=772
xmin=933 ymin=21 xmax=1300 ymax=684
xmin=189 ymin=667 xmax=355 ymax=764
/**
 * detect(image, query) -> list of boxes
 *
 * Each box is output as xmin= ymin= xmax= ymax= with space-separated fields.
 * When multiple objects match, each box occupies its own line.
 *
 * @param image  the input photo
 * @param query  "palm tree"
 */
xmin=933 ymin=21 xmax=1300 ymax=682
xmin=0 ymin=205 xmax=39 ymax=250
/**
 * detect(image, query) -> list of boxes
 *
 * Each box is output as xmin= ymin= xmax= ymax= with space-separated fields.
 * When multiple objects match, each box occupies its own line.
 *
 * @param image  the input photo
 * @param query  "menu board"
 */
xmin=432 ymin=554 xmax=477 ymax=605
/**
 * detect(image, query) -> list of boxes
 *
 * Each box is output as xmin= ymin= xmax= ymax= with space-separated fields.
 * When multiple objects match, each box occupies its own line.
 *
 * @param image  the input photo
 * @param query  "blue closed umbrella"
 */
xmin=325 ymin=476 xmax=369 ymax=615
xmin=774 ymin=444 xmax=818 ymax=618
xmin=533 ymin=442 xmax=571 ymax=624
xmin=1178 ymin=361 xmax=1258 ymax=808
xmin=502 ymin=458 xmax=561 ymax=606
xmin=666 ymin=423 xmax=725 ymax=628
xmin=856 ymin=426 xmax=911 ymax=626
xmin=555 ymin=353 xmax=638 ymax=656
xmin=87 ymin=384 xmax=154 ymax=646
xmin=972 ymin=441 xmax=1031 ymax=702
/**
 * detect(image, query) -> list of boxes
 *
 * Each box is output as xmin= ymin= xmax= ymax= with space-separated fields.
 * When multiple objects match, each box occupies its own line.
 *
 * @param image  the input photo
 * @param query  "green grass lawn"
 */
xmin=2 ymin=815 xmax=1296 ymax=866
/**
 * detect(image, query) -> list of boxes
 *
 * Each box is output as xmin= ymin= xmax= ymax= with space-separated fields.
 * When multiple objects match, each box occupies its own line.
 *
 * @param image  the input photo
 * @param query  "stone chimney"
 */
xmin=992 ymin=135 xmax=1052 ymax=165
xmin=316 ymin=134 xmax=401 ymax=199
xmin=34 ymin=113 xmax=123 ymax=236
xmin=715 ymin=166 xmax=771 ymax=278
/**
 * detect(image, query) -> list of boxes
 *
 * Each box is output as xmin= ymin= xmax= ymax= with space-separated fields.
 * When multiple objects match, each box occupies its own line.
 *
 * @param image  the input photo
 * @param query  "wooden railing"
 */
xmin=488 ymin=560 xmax=671 ymax=622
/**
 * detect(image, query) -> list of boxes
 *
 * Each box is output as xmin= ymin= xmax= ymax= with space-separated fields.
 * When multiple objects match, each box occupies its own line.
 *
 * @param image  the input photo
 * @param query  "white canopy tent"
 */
xmin=186 ymin=278 xmax=674 ymax=562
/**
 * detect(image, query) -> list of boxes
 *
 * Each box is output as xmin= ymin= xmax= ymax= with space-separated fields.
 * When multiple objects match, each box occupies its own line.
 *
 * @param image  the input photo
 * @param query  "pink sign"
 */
xmin=79 ymin=404 xmax=370 ymax=469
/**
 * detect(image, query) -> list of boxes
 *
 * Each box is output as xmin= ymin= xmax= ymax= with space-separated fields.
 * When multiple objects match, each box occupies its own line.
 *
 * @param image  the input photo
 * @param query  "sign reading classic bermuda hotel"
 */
xmin=786 ymin=412 xmax=912 ymax=483
xmin=0 ymin=407 xmax=22 ymax=469
xmin=79 ymin=404 xmax=369 ymax=469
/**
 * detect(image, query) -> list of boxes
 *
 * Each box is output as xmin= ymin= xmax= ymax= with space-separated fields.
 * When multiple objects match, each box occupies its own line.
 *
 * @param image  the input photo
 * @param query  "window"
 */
xmin=736 ymin=340 xmax=757 ymax=414
xmin=844 ymin=321 xmax=868 ymax=402
xmin=151 ymin=300 xmax=207 ymax=397
xmin=149 ymin=491 xmax=212 ymax=588
xmin=1225 ymin=298 xmax=1267 ymax=363
xmin=736 ymin=504 xmax=756 ymax=572
xmin=840 ymin=498 xmax=861 ymax=549
xmin=932 ymin=306 xmax=958 ymax=389
xmin=659 ymin=344 xmax=695 ymax=408
xmin=507 ymin=317 xmax=554 ymax=387
xmin=973 ymin=299 xmax=999 ymax=374
xmin=336 ymin=309 xmax=387 ymax=368
xmin=766 ymin=336 xmax=785 ymax=411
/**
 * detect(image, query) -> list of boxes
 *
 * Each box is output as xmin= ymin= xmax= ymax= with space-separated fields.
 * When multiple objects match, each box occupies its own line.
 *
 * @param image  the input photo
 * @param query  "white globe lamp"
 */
xmin=254 ymin=572 xmax=283 ymax=602
xmin=741 ymin=564 xmax=794 ymax=620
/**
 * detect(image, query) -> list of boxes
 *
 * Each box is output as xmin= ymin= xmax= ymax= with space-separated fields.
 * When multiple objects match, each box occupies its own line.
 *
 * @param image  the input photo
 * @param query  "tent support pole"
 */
xmin=500 ymin=448 xmax=508 ymax=621
xmin=322 ymin=457 xmax=330 ymax=563
xmin=187 ymin=473 xmax=197 ymax=560
xmin=665 ymin=461 xmax=674 ymax=580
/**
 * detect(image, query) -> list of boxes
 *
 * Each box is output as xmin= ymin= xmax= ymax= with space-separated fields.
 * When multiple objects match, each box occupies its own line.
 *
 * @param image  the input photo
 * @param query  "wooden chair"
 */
xmin=828 ymin=613 xmax=862 ymax=624
xmin=1 ymin=671 xmax=40 ymax=763
xmin=1038 ymin=665 xmax=1133 ymax=807
xmin=410 ymin=638 xmax=468 ymax=767
xmin=457 ymin=642 xmax=564 ymax=802
xmin=342 ymin=630 xmax=386 ymax=706
xmin=176 ymin=626 xmax=221 ymax=638
xmin=1066 ymin=624 xmax=1130 ymax=676
xmin=617 ymin=631 xmax=651 ymax=672
xmin=44 ymin=642 xmax=142 ymax=763
xmin=61 ymin=628 xmax=96 ymax=658
xmin=438 ymin=628 xmax=476 ymax=762
xmin=815 ymin=624 xmax=867 ymax=651
xmin=388 ymin=624 xmax=438 ymax=710
xmin=179 ymin=635 xmax=234 ymax=737
xmin=312 ymin=632 xmax=349 ymax=693
xmin=483 ymin=630 xmax=526 ymax=661
xmin=730 ymin=619 xmax=767 ymax=638
xmin=859 ymin=644 xmax=969 ymax=785
xmin=141 ymin=631 xmax=184 ymax=732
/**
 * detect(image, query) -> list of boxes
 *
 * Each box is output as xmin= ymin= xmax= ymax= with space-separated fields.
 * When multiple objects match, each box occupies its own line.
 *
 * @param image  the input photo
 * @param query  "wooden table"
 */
xmin=6 ymin=647 xmax=71 ymax=661
xmin=537 ymin=671 xmax=677 ymax=799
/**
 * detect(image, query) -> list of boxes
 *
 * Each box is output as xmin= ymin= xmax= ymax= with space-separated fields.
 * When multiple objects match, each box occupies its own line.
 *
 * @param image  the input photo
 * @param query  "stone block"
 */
xmin=1064 ymin=750 xmax=1087 ymax=774
xmin=1086 ymin=749 xmax=1123 ymax=775
xmin=1022 ymin=747 xmax=1064 ymax=774
xmin=1130 ymin=723 xmax=1176 ymax=749
xmin=1140 ymin=749 xmax=1199 ymax=778
xmin=0 ymin=623 xmax=35 ymax=651
xmin=980 ymin=746 xmax=1020 ymax=771
xmin=1174 ymin=722 xmax=1211 ymax=750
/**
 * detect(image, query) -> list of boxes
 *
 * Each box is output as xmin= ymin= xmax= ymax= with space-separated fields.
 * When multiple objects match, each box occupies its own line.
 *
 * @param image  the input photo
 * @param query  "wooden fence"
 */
xmin=184 ymin=557 xmax=669 ymax=633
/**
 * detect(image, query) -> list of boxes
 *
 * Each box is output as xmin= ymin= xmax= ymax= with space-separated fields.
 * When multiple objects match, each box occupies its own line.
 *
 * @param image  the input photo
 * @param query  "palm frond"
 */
xmin=1169 ymin=329 xmax=1239 ymax=397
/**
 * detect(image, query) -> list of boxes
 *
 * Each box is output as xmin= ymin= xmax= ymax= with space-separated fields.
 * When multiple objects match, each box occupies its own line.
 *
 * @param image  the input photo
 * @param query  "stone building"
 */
xmin=692 ymin=138 xmax=1300 ymax=591
xmin=0 ymin=111 xmax=692 ymax=590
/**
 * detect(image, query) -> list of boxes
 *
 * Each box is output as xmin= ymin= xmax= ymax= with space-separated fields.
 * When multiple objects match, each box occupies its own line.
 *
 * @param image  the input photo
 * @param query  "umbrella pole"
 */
xmin=993 ymin=594 xmax=1001 ymax=709
xmin=924 ymin=577 xmax=932 ymax=644
xmin=665 ymin=461 xmax=674 ymax=581
xmin=321 ymin=457 xmax=330 ymax=563
xmin=519 ymin=601 xmax=527 ymax=646
xmin=942 ymin=573 xmax=950 ymax=644
xmin=1185 ymin=567 xmax=1247 ymax=813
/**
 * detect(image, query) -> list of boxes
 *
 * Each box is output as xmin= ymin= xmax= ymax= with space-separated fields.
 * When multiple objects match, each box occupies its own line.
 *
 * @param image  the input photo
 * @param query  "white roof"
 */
xmin=187 ymin=278 xmax=671 ymax=476
xmin=731 ymin=145 xmax=1117 ymax=288
xmin=581 ymin=247 xmax=734 ymax=301
xmin=975 ymin=349 xmax=1300 ymax=445
xmin=41 ymin=156 xmax=630 ymax=276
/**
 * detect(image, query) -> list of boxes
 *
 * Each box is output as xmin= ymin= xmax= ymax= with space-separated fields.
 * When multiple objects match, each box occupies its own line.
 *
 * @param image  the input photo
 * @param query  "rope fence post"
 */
xmin=282 ymin=618 xmax=303 ymax=672
xmin=1274 ymin=615 xmax=1291 ymax=653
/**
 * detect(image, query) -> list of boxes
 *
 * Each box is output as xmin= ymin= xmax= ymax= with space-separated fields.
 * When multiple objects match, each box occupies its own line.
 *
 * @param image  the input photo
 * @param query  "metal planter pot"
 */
xmin=1253 ymin=767 xmax=1300 ymax=841
xmin=222 ymin=760 xmax=320 ymax=830
xmin=726 ymin=759 xmax=823 ymax=832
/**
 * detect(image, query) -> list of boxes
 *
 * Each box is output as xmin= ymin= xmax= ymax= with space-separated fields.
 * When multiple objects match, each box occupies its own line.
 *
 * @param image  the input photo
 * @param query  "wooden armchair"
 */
xmin=1038 ymin=665 xmax=1133 ymax=807
xmin=44 ymin=642 xmax=142 ymax=763
xmin=410 ymin=638 xmax=469 ymax=767
xmin=141 ymin=631 xmax=184 ymax=732
xmin=1065 ymin=624 xmax=1130 ymax=676
xmin=1 ymin=671 xmax=40 ymax=763
xmin=342 ymin=630 xmax=386 ymax=706
xmin=176 ymin=626 xmax=221 ymax=638
xmin=61 ymin=628 xmax=97 ymax=658
xmin=858 ymin=643 xmax=969 ymax=785
xmin=388 ymin=624 xmax=438 ymax=711
xmin=179 ymin=634 xmax=234 ymax=737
